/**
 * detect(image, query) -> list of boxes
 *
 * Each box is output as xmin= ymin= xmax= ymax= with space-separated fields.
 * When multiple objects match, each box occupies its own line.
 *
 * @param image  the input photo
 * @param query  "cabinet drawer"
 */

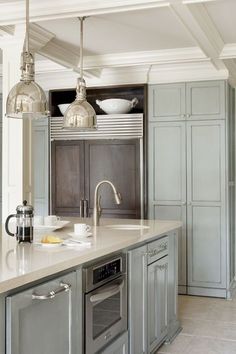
xmin=147 ymin=237 xmax=168 ymax=264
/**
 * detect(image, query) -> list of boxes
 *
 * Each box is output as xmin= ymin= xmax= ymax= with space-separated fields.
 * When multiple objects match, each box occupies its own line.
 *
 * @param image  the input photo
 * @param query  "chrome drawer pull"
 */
xmin=148 ymin=243 xmax=168 ymax=257
xmin=32 ymin=282 xmax=71 ymax=300
xmin=156 ymin=264 xmax=168 ymax=271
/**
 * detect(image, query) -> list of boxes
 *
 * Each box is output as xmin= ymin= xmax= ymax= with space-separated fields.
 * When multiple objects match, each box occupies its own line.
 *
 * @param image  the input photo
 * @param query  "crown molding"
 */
xmin=220 ymin=44 xmax=236 ymax=59
xmin=221 ymin=59 xmax=236 ymax=87
xmin=33 ymin=59 xmax=229 ymax=91
xmin=83 ymin=47 xmax=207 ymax=69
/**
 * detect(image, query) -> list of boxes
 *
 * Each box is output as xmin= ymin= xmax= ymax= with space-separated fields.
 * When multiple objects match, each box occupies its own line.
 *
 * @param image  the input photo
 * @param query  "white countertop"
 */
xmin=0 ymin=218 xmax=181 ymax=294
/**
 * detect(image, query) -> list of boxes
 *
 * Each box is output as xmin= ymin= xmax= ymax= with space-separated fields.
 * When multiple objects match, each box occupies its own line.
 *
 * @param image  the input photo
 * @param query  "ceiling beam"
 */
xmin=0 ymin=0 xmax=222 ymax=26
xmin=170 ymin=2 xmax=226 ymax=70
xmin=29 ymin=24 xmax=101 ymax=79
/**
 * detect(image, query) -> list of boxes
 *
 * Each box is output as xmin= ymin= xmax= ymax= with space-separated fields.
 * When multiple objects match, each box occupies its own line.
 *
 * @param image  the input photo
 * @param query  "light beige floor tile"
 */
xmin=185 ymin=337 xmax=236 ymax=354
xmin=156 ymin=294 xmax=236 ymax=354
xmin=181 ymin=318 xmax=236 ymax=341
xmin=156 ymin=334 xmax=192 ymax=353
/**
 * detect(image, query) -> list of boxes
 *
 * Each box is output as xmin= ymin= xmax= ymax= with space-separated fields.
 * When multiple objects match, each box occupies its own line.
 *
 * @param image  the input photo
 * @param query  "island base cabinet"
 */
xmin=128 ymin=245 xmax=148 ymax=354
xmin=99 ymin=332 xmax=128 ymax=354
xmin=6 ymin=271 xmax=80 ymax=354
xmin=148 ymin=256 xmax=168 ymax=352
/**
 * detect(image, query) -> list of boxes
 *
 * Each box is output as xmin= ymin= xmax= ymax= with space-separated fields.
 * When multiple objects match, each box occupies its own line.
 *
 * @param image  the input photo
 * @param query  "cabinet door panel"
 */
xmin=189 ymin=124 xmax=222 ymax=202
xmin=85 ymin=139 xmax=140 ymax=218
xmin=51 ymin=140 xmax=85 ymax=215
xmin=187 ymin=120 xmax=226 ymax=288
xmin=188 ymin=206 xmax=224 ymax=286
xmin=150 ymin=123 xmax=186 ymax=202
xmin=154 ymin=205 xmax=186 ymax=287
xmin=128 ymin=245 xmax=147 ymax=354
xmin=148 ymin=256 xmax=168 ymax=352
xmin=149 ymin=84 xmax=185 ymax=121
xmin=6 ymin=272 xmax=78 ymax=354
xmin=149 ymin=122 xmax=186 ymax=288
xmin=186 ymin=81 xmax=225 ymax=120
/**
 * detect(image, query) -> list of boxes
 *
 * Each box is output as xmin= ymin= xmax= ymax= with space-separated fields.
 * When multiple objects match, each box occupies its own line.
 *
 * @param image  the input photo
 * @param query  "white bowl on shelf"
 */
xmin=58 ymin=103 xmax=70 ymax=115
xmin=95 ymin=98 xmax=138 ymax=114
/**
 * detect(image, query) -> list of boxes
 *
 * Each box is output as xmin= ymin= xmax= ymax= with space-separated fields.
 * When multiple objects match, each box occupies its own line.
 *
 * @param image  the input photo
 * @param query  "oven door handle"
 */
xmin=89 ymin=279 xmax=124 ymax=303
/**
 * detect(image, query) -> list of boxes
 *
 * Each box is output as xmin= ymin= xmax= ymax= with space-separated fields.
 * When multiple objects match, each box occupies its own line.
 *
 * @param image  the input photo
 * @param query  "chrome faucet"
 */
xmin=93 ymin=180 xmax=122 ymax=226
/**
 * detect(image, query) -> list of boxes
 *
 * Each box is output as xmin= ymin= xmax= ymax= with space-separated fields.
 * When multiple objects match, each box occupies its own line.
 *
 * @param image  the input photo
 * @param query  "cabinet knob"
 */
xmin=180 ymin=114 xmax=185 ymax=119
xmin=186 ymin=114 xmax=191 ymax=118
xmin=182 ymin=202 xmax=186 ymax=206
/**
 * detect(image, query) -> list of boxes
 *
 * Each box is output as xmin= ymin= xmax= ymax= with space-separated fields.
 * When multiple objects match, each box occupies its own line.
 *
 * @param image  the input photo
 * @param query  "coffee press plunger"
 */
xmin=5 ymin=200 xmax=34 ymax=243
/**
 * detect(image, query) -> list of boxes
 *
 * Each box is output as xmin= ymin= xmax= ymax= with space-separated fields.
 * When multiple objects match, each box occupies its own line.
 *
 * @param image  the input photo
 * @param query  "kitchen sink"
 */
xmin=105 ymin=224 xmax=150 ymax=230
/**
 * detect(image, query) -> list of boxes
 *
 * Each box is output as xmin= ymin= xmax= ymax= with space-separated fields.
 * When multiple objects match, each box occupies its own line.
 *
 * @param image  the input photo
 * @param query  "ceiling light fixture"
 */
xmin=6 ymin=0 xmax=49 ymax=119
xmin=63 ymin=17 xmax=97 ymax=130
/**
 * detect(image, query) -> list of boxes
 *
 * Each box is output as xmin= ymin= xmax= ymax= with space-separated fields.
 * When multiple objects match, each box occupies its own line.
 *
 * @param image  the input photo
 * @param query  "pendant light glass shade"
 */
xmin=6 ymin=0 xmax=49 ymax=120
xmin=63 ymin=18 xmax=97 ymax=130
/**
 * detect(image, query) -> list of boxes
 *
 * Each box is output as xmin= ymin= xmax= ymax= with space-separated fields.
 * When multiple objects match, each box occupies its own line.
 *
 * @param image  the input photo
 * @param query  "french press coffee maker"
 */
xmin=5 ymin=200 xmax=34 ymax=243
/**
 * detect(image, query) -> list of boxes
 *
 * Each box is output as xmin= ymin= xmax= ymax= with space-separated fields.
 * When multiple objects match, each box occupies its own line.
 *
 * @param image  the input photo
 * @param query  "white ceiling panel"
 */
xmin=38 ymin=7 xmax=196 ymax=55
xmin=206 ymin=0 xmax=236 ymax=43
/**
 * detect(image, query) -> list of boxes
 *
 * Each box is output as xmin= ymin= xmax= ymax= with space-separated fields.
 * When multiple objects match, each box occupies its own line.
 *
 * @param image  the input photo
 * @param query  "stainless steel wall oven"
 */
xmin=83 ymin=254 xmax=127 ymax=354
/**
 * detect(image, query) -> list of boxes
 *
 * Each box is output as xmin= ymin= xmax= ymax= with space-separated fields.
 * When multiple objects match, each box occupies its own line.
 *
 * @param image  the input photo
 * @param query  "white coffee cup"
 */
xmin=34 ymin=215 xmax=44 ymax=226
xmin=74 ymin=223 xmax=91 ymax=236
xmin=44 ymin=215 xmax=60 ymax=226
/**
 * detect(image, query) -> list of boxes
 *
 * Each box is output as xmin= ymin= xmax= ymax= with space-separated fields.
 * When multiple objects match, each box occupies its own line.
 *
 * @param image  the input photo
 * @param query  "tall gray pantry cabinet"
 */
xmin=148 ymin=80 xmax=235 ymax=298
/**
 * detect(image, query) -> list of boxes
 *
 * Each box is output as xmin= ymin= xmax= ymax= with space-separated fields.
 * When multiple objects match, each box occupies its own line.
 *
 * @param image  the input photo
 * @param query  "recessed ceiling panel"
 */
xmin=206 ymin=1 xmax=236 ymax=43
xmin=39 ymin=7 xmax=195 ymax=55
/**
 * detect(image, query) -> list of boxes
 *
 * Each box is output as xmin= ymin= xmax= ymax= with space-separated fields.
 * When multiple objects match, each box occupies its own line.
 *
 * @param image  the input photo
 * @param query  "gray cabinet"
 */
xmin=149 ymin=83 xmax=185 ymax=122
xmin=32 ymin=119 xmax=49 ymax=216
xmin=148 ymin=80 xmax=235 ymax=298
xmin=6 ymin=271 xmax=81 ymax=354
xmin=148 ymin=256 xmax=168 ymax=352
xmin=128 ymin=245 xmax=147 ymax=354
xmin=186 ymin=81 xmax=225 ymax=120
xmin=149 ymin=81 xmax=225 ymax=122
xmin=187 ymin=120 xmax=226 ymax=290
xmin=100 ymin=332 xmax=128 ymax=354
xmin=148 ymin=122 xmax=187 ymax=292
xmin=128 ymin=233 xmax=180 ymax=354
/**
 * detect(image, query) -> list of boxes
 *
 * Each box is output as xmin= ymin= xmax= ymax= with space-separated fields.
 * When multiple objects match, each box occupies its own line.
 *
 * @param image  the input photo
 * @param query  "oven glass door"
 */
xmin=85 ymin=275 xmax=127 ymax=354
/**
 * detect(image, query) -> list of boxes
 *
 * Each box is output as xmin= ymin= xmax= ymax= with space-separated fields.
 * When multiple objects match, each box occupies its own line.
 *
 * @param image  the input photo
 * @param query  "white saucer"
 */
xmin=68 ymin=232 xmax=92 ymax=238
xmin=34 ymin=242 xmax=64 ymax=248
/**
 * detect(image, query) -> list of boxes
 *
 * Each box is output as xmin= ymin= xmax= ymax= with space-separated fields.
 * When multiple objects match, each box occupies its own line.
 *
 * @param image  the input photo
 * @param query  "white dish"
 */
xmin=34 ymin=242 xmax=64 ymax=248
xmin=95 ymin=98 xmax=138 ymax=114
xmin=63 ymin=239 xmax=91 ymax=247
xmin=58 ymin=103 xmax=70 ymax=115
xmin=68 ymin=232 xmax=92 ymax=238
xmin=34 ymin=220 xmax=70 ymax=232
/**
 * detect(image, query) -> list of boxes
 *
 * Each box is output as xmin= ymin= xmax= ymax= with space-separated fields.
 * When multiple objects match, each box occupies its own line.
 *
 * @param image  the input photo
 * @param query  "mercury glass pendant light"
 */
xmin=6 ymin=0 xmax=49 ymax=119
xmin=63 ymin=17 xmax=97 ymax=130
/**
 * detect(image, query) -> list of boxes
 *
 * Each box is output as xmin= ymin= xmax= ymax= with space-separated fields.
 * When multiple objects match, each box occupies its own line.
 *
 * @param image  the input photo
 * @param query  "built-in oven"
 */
xmin=83 ymin=254 xmax=127 ymax=354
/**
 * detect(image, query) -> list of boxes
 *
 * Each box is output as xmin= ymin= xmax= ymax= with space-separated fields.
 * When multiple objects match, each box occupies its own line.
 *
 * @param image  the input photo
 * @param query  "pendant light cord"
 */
xmin=80 ymin=17 xmax=84 ymax=80
xmin=25 ymin=0 xmax=29 ymax=53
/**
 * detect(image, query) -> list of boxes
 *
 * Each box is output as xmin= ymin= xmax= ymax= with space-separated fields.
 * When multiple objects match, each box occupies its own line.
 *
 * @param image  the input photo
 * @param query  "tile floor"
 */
xmin=157 ymin=295 xmax=236 ymax=354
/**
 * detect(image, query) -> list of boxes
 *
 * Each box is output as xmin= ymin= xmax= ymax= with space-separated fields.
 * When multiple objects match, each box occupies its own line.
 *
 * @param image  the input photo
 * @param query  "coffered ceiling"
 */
xmin=0 ymin=0 xmax=236 ymax=87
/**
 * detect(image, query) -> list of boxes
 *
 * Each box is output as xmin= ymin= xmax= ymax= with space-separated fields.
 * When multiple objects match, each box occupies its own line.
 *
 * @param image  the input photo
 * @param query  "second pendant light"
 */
xmin=63 ymin=17 xmax=97 ymax=130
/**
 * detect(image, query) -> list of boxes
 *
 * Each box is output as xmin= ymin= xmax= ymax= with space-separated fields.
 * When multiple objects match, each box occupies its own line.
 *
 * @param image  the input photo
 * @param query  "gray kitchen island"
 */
xmin=0 ymin=218 xmax=181 ymax=354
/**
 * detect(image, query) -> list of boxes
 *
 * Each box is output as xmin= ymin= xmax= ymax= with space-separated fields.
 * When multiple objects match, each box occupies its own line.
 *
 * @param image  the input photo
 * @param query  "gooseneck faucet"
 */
xmin=93 ymin=180 xmax=122 ymax=226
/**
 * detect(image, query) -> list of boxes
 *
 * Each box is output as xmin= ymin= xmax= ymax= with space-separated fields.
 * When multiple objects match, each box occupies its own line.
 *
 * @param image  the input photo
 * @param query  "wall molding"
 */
xmin=33 ymin=60 xmax=229 ymax=90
